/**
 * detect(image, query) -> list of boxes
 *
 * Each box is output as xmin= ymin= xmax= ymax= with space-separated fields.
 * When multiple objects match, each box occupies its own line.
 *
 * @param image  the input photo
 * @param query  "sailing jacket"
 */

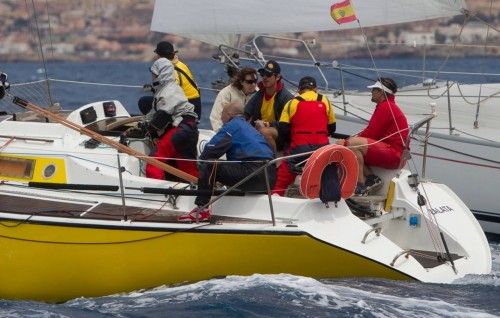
xmin=147 ymin=58 xmax=197 ymax=135
xmin=358 ymin=94 xmax=409 ymax=156
xmin=210 ymin=84 xmax=255 ymax=132
xmin=200 ymin=116 xmax=274 ymax=161
xmin=173 ymin=59 xmax=200 ymax=100
xmin=244 ymin=80 xmax=293 ymax=127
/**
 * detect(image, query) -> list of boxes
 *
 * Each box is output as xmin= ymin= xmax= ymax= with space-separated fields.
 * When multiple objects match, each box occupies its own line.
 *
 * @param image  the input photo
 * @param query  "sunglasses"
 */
xmin=244 ymin=79 xmax=257 ymax=84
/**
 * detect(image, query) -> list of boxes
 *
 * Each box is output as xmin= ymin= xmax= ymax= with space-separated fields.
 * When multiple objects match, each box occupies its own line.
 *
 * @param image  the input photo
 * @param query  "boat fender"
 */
xmin=300 ymin=144 xmax=358 ymax=201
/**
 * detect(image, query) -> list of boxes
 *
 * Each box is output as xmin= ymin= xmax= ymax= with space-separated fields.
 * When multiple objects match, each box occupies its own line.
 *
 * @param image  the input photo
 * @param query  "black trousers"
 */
xmin=195 ymin=161 xmax=277 ymax=207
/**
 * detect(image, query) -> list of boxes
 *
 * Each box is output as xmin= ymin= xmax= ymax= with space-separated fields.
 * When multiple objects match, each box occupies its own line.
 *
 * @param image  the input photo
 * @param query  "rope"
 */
xmin=354 ymin=18 xmax=407 ymax=155
xmin=30 ymin=0 xmax=53 ymax=106
xmin=430 ymin=16 xmax=469 ymax=85
xmin=0 ymin=137 xmax=14 ymax=151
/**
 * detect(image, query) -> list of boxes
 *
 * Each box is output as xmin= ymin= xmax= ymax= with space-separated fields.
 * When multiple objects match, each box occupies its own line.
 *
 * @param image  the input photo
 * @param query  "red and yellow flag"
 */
xmin=330 ymin=0 xmax=357 ymax=24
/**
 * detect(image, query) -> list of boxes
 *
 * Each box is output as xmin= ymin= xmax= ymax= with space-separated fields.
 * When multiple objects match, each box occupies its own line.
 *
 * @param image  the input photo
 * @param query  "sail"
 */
xmin=150 ymin=0 xmax=466 ymax=46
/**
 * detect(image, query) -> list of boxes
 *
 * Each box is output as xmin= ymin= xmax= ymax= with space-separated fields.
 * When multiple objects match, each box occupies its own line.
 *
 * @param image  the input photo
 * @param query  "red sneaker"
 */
xmin=177 ymin=207 xmax=211 ymax=223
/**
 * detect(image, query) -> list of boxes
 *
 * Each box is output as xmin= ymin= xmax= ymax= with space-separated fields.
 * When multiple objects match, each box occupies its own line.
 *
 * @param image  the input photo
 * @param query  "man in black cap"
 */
xmin=244 ymin=60 xmax=293 ymax=152
xmin=139 ymin=41 xmax=202 ymax=118
xmin=272 ymin=76 xmax=337 ymax=196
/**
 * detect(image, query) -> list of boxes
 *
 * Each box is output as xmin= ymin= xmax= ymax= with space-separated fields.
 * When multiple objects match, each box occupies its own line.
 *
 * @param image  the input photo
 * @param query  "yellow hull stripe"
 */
xmin=0 ymin=154 xmax=67 ymax=183
xmin=0 ymin=221 xmax=411 ymax=303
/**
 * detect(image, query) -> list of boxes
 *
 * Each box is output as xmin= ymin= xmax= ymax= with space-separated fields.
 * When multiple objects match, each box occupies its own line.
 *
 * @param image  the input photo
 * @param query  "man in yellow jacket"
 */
xmin=154 ymin=41 xmax=202 ymax=119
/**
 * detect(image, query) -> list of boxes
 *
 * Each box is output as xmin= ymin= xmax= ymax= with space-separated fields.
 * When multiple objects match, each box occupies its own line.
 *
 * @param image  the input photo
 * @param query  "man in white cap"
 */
xmin=336 ymin=77 xmax=408 ymax=196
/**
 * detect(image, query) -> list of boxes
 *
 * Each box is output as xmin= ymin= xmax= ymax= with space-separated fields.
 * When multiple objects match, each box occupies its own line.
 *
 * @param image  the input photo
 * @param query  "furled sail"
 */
xmin=150 ymin=0 xmax=466 ymax=46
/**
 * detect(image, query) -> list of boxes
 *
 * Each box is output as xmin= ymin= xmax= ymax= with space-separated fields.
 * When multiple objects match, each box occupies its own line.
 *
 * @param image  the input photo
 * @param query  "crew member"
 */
xmin=272 ymin=76 xmax=336 ymax=196
xmin=336 ymin=77 xmax=409 ymax=196
xmin=244 ymin=60 xmax=293 ymax=152
xmin=178 ymin=101 xmax=276 ymax=222
xmin=144 ymin=57 xmax=199 ymax=180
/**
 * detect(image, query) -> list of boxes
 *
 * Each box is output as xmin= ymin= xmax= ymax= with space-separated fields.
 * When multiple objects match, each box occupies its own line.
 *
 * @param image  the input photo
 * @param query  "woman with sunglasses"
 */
xmin=210 ymin=67 xmax=258 ymax=132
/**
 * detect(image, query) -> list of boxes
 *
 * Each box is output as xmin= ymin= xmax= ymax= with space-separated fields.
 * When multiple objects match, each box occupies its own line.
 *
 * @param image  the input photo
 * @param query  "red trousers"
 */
xmin=272 ymin=161 xmax=297 ymax=196
xmin=146 ymin=126 xmax=199 ymax=180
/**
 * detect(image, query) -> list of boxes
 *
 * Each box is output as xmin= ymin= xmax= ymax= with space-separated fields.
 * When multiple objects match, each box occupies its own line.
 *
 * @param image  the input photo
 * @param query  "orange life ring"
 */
xmin=300 ymin=144 xmax=358 ymax=199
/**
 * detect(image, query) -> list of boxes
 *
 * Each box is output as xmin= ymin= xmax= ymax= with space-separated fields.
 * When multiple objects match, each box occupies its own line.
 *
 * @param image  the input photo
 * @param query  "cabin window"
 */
xmin=80 ymin=107 xmax=97 ymax=125
xmin=0 ymin=157 xmax=35 ymax=180
xmin=43 ymin=164 xmax=56 ymax=179
xmin=103 ymin=101 xmax=116 ymax=117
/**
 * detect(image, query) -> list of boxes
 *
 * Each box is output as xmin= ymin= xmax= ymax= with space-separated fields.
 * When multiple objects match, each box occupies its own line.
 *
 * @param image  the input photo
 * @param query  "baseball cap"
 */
xmin=154 ymin=41 xmax=177 ymax=57
xmin=258 ymin=60 xmax=281 ymax=76
xmin=298 ymin=76 xmax=317 ymax=91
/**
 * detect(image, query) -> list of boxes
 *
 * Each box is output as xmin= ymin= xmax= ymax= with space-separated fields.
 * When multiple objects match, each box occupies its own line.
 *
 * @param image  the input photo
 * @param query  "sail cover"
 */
xmin=151 ymin=0 xmax=466 ymax=46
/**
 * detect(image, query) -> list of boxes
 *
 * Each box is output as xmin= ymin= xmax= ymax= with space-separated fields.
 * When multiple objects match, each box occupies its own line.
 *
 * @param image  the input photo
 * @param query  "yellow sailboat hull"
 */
xmin=0 ymin=220 xmax=410 ymax=302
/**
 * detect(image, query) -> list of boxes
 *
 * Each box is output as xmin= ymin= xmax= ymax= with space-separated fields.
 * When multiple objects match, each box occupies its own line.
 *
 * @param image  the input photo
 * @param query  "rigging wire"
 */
xmin=44 ymin=0 xmax=55 ymax=60
xmin=473 ymin=0 xmax=494 ymax=127
xmin=30 ymin=0 xmax=54 ymax=107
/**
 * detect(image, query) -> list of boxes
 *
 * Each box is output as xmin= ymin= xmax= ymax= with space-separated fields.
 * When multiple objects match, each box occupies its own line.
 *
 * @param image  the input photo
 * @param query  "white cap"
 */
xmin=367 ymin=81 xmax=394 ymax=95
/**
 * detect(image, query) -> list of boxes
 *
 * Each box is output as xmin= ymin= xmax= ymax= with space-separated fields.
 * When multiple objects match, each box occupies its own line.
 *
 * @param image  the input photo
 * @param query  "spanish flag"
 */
xmin=330 ymin=0 xmax=357 ymax=24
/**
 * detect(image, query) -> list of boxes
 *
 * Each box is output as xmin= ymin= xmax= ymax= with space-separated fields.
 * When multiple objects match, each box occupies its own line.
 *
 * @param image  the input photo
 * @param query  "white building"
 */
xmin=399 ymin=31 xmax=436 ymax=45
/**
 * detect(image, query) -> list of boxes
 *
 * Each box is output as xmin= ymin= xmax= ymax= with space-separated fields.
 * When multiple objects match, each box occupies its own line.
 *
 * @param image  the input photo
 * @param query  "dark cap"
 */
xmin=298 ymin=76 xmax=316 ymax=91
xmin=258 ymin=60 xmax=281 ymax=76
xmin=154 ymin=41 xmax=177 ymax=57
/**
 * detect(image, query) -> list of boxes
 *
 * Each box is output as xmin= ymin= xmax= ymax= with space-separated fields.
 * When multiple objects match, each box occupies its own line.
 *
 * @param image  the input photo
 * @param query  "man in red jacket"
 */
xmin=337 ymin=77 xmax=409 ymax=196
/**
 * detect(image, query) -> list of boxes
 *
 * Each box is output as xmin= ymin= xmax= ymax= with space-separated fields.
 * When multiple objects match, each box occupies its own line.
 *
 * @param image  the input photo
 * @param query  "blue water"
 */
xmin=1 ymin=57 xmax=499 ymax=129
xmin=0 ymin=59 xmax=499 ymax=316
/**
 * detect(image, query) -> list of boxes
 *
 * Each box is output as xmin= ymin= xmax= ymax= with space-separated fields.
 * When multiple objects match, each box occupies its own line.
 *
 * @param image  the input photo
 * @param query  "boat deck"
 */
xmin=0 ymin=194 xmax=271 ymax=224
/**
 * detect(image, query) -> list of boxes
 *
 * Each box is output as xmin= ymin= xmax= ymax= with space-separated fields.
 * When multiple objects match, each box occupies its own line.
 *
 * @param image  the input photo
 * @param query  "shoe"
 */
xmin=365 ymin=174 xmax=383 ymax=193
xmin=354 ymin=183 xmax=369 ymax=196
xmin=177 ymin=207 xmax=211 ymax=223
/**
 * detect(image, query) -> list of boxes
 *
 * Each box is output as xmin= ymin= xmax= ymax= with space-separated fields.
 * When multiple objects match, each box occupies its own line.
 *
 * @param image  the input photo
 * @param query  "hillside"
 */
xmin=0 ymin=0 xmax=498 ymax=61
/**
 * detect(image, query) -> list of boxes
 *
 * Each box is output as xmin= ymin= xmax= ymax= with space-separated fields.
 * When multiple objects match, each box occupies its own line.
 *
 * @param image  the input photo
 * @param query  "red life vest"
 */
xmin=290 ymin=94 xmax=329 ymax=148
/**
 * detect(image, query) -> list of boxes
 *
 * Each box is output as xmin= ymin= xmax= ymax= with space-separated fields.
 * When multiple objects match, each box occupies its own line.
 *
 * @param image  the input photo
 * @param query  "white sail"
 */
xmin=151 ymin=0 xmax=466 ymax=46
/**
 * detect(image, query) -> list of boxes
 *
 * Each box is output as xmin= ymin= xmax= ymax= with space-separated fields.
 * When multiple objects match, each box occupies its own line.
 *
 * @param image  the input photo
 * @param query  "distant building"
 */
xmin=399 ymin=31 xmax=436 ymax=45
xmin=47 ymin=43 xmax=76 ymax=55
xmin=0 ymin=42 xmax=31 ymax=55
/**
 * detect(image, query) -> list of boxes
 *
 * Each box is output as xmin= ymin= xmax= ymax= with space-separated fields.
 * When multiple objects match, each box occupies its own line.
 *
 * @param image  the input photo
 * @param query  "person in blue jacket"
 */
xmin=178 ymin=101 xmax=277 ymax=222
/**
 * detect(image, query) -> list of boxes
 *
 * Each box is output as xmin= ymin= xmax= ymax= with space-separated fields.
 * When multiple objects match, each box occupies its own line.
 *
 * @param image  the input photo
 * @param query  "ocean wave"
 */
xmin=61 ymin=274 xmax=497 ymax=317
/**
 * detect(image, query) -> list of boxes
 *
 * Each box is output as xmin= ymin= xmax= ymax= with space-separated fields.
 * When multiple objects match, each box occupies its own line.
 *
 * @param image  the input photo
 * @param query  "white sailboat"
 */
xmin=0 ymin=93 xmax=492 ymax=302
xmin=151 ymin=0 xmax=500 ymax=235
xmin=0 ymin=0 xmax=493 ymax=302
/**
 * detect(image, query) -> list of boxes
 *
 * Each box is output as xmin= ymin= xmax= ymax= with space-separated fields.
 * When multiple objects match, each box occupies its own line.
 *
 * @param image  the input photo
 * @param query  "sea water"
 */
xmin=0 ymin=59 xmax=499 ymax=316
xmin=1 ymin=57 xmax=499 ymax=129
